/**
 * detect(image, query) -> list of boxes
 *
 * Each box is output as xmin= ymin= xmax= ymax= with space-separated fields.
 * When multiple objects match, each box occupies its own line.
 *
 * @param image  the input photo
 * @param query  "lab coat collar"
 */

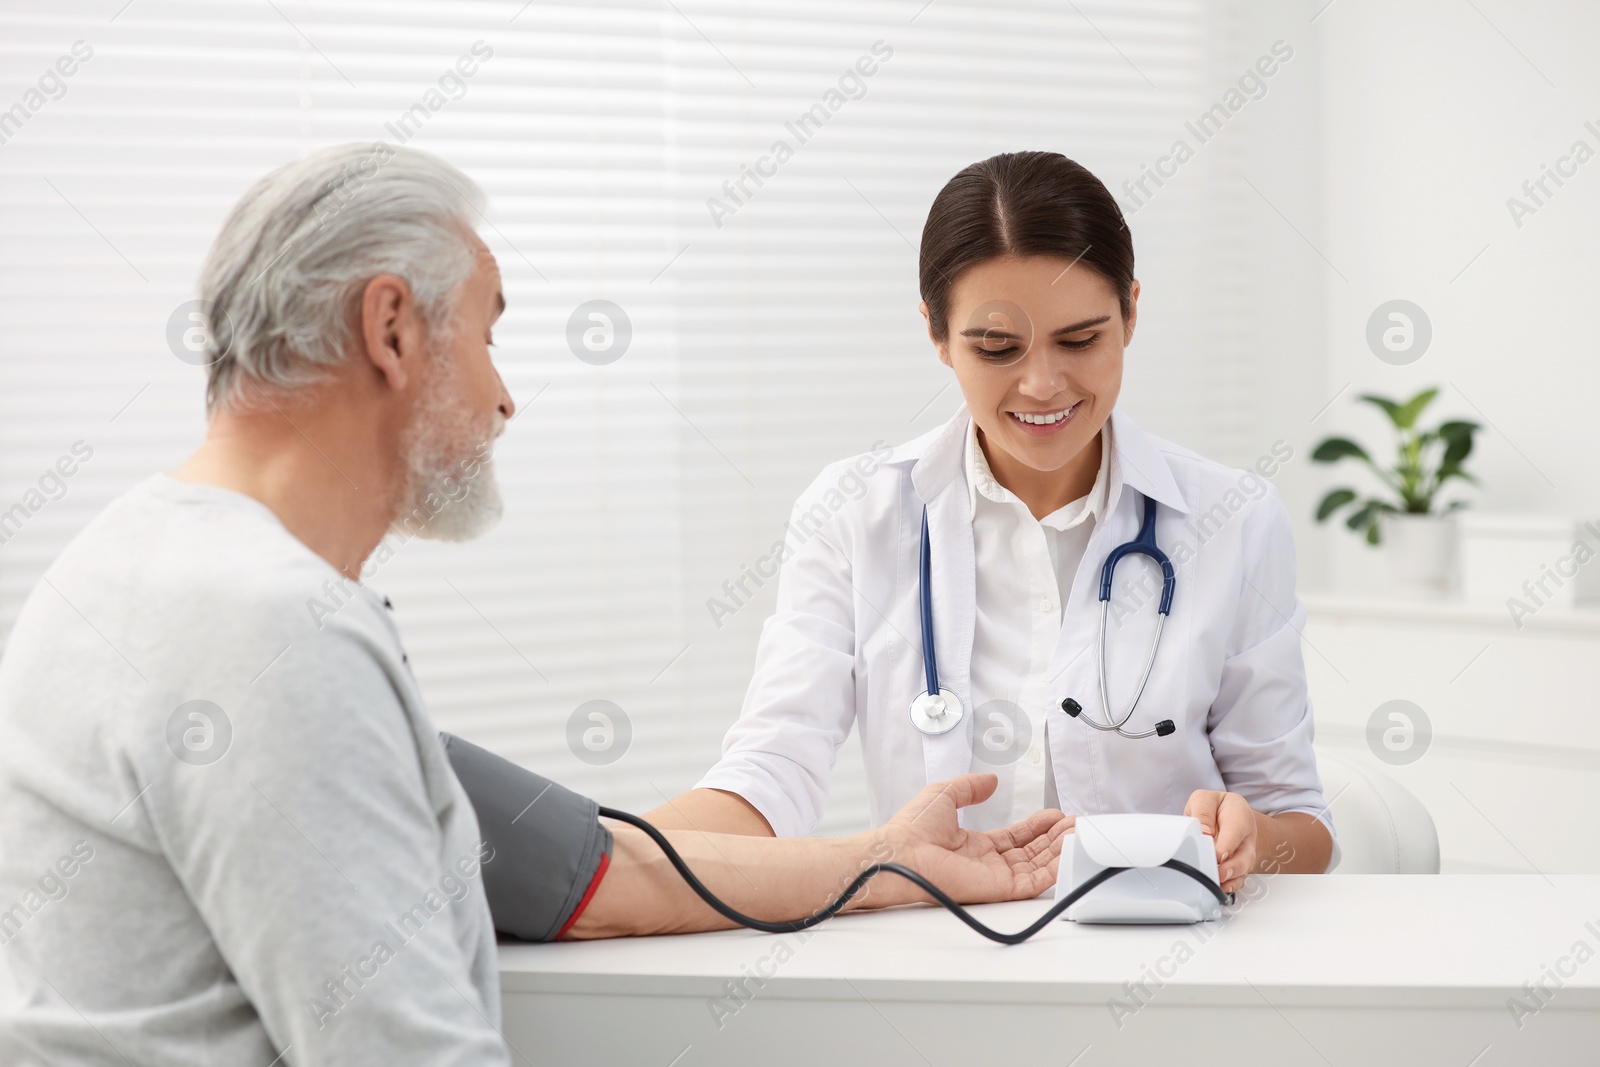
xmin=904 ymin=403 xmax=1191 ymax=516
xmin=903 ymin=404 xmax=970 ymax=502
xmin=1105 ymin=408 xmax=1191 ymax=517
xmin=964 ymin=415 xmax=1111 ymax=530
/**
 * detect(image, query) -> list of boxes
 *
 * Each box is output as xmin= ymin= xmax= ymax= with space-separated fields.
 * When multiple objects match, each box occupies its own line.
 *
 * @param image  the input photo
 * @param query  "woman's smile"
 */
xmin=1006 ymin=399 xmax=1083 ymax=435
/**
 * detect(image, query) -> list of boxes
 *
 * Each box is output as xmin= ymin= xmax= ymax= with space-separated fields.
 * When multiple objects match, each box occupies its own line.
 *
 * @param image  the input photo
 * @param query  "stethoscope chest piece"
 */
xmin=909 ymin=688 xmax=964 ymax=735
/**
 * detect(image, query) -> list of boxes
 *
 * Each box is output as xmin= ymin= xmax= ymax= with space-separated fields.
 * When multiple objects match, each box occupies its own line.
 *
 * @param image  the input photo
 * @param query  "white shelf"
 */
xmin=1300 ymin=590 xmax=1600 ymax=874
xmin=1303 ymin=591 xmax=1600 ymax=634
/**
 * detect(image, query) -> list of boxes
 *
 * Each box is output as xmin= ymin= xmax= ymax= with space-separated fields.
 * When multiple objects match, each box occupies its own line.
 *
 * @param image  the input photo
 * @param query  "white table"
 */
xmin=500 ymin=875 xmax=1600 ymax=1066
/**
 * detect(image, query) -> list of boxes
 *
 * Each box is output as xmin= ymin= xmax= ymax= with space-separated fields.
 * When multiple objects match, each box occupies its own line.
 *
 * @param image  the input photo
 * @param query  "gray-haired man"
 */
xmin=0 ymin=143 xmax=1071 ymax=1065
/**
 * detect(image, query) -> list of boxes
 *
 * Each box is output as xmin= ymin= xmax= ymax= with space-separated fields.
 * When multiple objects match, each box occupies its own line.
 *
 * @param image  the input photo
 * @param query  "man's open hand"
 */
xmin=853 ymin=773 xmax=1074 ymax=910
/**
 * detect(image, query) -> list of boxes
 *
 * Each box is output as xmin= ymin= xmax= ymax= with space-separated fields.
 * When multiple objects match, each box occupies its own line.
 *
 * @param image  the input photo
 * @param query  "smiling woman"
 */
xmin=653 ymin=149 xmax=1338 ymax=894
xmin=918 ymin=152 xmax=1137 ymax=519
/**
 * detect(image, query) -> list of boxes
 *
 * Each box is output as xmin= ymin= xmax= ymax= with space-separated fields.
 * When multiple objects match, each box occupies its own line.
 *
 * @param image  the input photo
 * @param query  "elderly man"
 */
xmin=0 ymin=143 xmax=1070 ymax=1066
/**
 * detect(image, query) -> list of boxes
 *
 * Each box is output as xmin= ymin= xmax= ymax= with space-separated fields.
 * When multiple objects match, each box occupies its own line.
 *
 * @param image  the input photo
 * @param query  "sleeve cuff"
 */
xmin=693 ymin=769 xmax=800 ymax=839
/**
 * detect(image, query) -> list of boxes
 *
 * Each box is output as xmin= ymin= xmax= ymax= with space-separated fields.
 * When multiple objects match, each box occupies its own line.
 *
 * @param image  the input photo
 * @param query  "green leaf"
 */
xmin=1345 ymin=500 xmax=1381 ymax=532
xmin=1344 ymin=499 xmax=1396 ymax=545
xmin=1316 ymin=488 xmax=1358 ymax=521
xmin=1357 ymin=394 xmax=1402 ymax=426
xmin=1312 ymin=437 xmax=1371 ymax=464
xmin=1437 ymin=420 xmax=1478 ymax=467
xmin=1437 ymin=463 xmax=1478 ymax=486
xmin=1393 ymin=388 xmax=1439 ymax=429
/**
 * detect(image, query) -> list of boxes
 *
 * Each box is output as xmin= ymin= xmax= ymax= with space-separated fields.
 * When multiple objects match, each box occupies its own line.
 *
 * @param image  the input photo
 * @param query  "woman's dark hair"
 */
xmin=919 ymin=151 xmax=1135 ymax=342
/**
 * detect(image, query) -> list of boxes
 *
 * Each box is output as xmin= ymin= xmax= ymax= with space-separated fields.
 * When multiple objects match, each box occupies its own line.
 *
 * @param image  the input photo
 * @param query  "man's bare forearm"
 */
xmin=564 ymin=822 xmax=888 ymax=939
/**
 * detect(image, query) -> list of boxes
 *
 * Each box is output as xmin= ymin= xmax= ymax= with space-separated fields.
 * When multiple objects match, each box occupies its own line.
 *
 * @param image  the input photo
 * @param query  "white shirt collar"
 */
xmin=906 ymin=404 xmax=1188 ymax=518
xmin=964 ymin=416 xmax=1112 ymax=531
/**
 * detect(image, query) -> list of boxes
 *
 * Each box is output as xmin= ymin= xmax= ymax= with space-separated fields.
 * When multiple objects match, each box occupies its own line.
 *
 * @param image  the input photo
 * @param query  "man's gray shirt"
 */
xmin=0 ymin=474 xmax=512 ymax=1065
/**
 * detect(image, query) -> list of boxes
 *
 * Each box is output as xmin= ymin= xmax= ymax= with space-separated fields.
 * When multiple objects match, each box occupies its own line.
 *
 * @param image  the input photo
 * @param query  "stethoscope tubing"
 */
xmin=919 ymin=508 xmax=940 ymax=699
xmin=912 ymin=491 xmax=1177 ymax=739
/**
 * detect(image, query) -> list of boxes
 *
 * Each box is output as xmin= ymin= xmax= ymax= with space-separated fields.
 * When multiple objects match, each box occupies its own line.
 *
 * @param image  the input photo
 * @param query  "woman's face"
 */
xmin=925 ymin=254 xmax=1136 ymax=477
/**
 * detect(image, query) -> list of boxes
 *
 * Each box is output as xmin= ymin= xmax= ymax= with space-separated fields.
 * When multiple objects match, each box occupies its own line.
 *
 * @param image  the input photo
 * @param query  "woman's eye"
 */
xmin=974 ymin=345 xmax=1019 ymax=361
xmin=1062 ymin=334 xmax=1097 ymax=350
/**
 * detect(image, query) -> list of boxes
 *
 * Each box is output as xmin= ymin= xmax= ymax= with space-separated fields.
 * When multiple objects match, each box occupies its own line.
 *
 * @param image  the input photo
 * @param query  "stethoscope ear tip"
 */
xmin=1155 ymin=720 xmax=1175 ymax=737
xmin=1060 ymin=697 xmax=1083 ymax=718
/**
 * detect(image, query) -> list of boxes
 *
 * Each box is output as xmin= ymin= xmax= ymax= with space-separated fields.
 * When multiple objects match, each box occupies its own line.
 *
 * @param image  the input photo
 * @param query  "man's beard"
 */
xmin=396 ymin=356 xmax=506 ymax=542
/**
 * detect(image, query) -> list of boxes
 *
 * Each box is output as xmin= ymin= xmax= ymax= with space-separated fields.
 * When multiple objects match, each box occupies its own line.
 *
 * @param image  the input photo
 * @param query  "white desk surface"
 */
xmin=500 ymin=876 xmax=1600 ymax=1065
xmin=502 ymin=875 xmax=1600 ymax=1007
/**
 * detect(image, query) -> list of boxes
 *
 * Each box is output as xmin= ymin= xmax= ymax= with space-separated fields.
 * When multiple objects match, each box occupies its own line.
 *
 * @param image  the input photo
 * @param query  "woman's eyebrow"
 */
xmin=1050 ymin=315 xmax=1111 ymax=335
xmin=956 ymin=313 xmax=1111 ymax=340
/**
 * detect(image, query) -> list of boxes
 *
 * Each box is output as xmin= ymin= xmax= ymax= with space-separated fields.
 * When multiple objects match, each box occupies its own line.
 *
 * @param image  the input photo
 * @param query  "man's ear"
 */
xmin=919 ymin=300 xmax=952 ymax=368
xmin=360 ymin=273 xmax=427 ymax=392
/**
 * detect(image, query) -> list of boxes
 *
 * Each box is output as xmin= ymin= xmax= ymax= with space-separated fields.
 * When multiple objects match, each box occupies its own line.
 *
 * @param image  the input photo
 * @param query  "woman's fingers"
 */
xmin=1212 ymin=794 xmax=1253 ymax=863
xmin=1218 ymin=840 xmax=1254 ymax=893
xmin=1187 ymin=789 xmax=1256 ymax=890
xmin=1183 ymin=789 xmax=1223 ymax=836
xmin=1198 ymin=793 xmax=1259 ymax=893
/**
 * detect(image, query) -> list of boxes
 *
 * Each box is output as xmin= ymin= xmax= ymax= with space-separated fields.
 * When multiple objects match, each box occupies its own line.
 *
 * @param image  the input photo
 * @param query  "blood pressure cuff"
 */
xmin=440 ymin=731 xmax=613 ymax=942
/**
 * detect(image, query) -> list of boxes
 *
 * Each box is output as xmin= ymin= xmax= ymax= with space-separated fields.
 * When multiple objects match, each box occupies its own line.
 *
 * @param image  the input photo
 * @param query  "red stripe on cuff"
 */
xmin=554 ymin=851 xmax=611 ymax=940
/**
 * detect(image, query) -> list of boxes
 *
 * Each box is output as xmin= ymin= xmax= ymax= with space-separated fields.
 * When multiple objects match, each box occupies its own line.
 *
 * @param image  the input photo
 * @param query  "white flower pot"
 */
xmin=1381 ymin=513 xmax=1457 ymax=598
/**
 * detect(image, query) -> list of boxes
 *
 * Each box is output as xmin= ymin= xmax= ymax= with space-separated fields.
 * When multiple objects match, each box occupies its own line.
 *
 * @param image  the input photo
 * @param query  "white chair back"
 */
xmin=1315 ymin=747 xmax=1440 ymax=874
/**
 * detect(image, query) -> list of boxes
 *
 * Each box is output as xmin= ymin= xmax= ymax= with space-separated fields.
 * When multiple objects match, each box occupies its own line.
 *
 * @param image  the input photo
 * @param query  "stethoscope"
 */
xmin=908 ymin=491 xmax=1177 ymax=740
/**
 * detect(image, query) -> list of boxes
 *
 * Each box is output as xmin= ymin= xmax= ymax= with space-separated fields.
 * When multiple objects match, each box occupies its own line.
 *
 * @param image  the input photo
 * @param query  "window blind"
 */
xmin=0 ymin=0 xmax=1265 ymax=835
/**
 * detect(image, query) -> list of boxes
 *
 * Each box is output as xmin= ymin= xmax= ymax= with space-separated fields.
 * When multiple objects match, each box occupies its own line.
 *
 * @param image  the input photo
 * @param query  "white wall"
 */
xmin=1297 ymin=0 xmax=1600 ymax=588
xmin=1293 ymin=0 xmax=1600 ymax=875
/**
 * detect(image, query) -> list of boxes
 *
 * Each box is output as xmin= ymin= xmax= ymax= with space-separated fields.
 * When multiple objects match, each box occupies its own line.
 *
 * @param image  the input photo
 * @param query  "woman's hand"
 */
xmin=856 ymin=773 xmax=1074 ymax=910
xmin=1183 ymin=789 xmax=1259 ymax=895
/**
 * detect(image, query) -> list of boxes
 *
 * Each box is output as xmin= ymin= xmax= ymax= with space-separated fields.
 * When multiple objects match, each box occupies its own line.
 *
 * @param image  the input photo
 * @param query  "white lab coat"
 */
xmin=697 ymin=405 xmax=1339 ymax=871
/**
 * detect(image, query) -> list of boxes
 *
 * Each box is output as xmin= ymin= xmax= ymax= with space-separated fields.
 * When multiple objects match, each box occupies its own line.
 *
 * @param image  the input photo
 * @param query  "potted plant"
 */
xmin=1312 ymin=387 xmax=1480 ymax=593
